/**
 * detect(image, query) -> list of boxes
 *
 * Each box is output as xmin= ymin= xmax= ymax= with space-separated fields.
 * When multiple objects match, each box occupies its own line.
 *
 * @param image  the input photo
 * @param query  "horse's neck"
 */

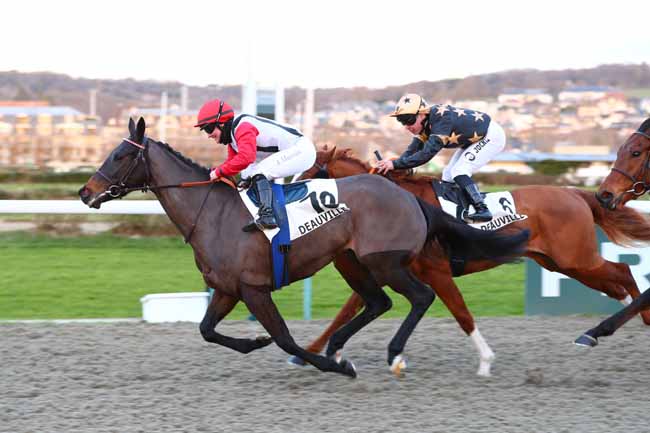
xmin=147 ymin=144 xmax=237 ymax=237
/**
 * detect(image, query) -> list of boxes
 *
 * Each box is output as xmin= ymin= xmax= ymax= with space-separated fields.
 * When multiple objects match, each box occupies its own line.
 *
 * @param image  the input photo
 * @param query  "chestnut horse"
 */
xmin=575 ymin=118 xmax=650 ymax=347
xmin=79 ymin=118 xmax=530 ymax=378
xmin=290 ymin=144 xmax=650 ymax=374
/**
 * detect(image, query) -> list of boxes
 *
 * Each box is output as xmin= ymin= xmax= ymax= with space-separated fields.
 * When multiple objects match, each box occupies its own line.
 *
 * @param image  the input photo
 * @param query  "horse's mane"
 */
xmin=331 ymin=148 xmax=372 ymax=171
xmin=150 ymin=138 xmax=211 ymax=175
xmin=639 ymin=118 xmax=650 ymax=133
xmin=330 ymin=147 xmax=439 ymax=185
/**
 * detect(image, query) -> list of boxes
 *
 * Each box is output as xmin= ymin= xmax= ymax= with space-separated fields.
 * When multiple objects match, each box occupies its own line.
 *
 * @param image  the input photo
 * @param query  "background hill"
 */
xmin=1 ymin=63 xmax=649 ymax=120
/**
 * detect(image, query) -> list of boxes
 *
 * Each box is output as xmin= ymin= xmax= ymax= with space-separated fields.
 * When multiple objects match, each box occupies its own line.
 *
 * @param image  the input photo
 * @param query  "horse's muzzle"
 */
xmin=595 ymin=190 xmax=616 ymax=210
xmin=78 ymin=186 xmax=102 ymax=209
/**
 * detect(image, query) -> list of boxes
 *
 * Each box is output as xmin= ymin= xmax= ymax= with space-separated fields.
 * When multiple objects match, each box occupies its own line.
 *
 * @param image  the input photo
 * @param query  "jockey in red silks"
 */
xmin=195 ymin=99 xmax=316 ymax=232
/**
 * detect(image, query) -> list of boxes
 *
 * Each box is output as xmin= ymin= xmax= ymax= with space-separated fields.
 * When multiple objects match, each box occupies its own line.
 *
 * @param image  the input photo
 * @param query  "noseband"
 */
xmin=96 ymin=138 xmax=150 ymax=198
xmin=610 ymin=130 xmax=650 ymax=197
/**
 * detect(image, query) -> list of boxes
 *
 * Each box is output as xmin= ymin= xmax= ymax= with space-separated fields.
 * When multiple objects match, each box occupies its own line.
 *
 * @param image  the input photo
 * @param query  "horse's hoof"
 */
xmin=287 ymin=355 xmax=308 ymax=367
xmin=574 ymin=334 xmax=599 ymax=347
xmin=477 ymin=359 xmax=492 ymax=377
xmin=390 ymin=355 xmax=407 ymax=377
xmin=339 ymin=359 xmax=357 ymax=378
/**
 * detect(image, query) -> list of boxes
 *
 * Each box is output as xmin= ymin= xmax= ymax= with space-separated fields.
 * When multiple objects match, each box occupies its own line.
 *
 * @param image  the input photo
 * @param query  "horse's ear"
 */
xmin=136 ymin=117 xmax=146 ymax=143
xmin=321 ymin=144 xmax=329 ymax=151
xmin=128 ymin=118 xmax=136 ymax=138
xmin=326 ymin=145 xmax=337 ymax=159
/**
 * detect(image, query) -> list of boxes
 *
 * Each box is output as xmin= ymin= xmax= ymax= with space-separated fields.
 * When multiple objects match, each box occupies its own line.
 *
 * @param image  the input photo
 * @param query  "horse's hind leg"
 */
xmin=362 ymin=251 xmax=436 ymax=376
xmin=563 ymin=260 xmax=650 ymax=325
xmin=411 ymin=258 xmax=494 ymax=377
xmin=240 ymin=283 xmax=357 ymax=377
xmin=576 ymin=289 xmax=650 ymax=347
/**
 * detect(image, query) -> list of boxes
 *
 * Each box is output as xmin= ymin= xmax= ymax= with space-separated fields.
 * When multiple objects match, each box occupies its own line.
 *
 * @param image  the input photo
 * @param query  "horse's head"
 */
xmin=298 ymin=145 xmax=371 ymax=180
xmin=597 ymin=118 xmax=650 ymax=210
xmin=79 ymin=117 xmax=150 ymax=208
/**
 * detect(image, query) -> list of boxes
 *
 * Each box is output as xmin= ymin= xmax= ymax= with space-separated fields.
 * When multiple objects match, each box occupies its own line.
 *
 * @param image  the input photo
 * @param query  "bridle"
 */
xmin=609 ymin=130 xmax=650 ymax=197
xmin=96 ymin=138 xmax=150 ymax=198
xmin=93 ymin=136 xmax=235 ymax=242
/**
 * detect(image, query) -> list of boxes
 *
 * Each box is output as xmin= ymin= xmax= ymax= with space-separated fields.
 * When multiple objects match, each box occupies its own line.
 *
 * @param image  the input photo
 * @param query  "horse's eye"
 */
xmin=632 ymin=151 xmax=642 ymax=157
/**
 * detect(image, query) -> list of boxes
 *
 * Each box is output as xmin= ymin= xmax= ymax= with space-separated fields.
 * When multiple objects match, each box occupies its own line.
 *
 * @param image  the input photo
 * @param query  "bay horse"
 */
xmin=575 ymin=118 xmax=650 ymax=347
xmin=289 ymin=143 xmax=650 ymax=374
xmin=78 ymin=117 xmax=529 ymax=377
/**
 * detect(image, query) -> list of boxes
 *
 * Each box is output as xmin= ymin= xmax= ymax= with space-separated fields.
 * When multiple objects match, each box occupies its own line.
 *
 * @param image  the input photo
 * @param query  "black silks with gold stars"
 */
xmin=423 ymin=104 xmax=492 ymax=149
xmin=393 ymin=104 xmax=492 ymax=170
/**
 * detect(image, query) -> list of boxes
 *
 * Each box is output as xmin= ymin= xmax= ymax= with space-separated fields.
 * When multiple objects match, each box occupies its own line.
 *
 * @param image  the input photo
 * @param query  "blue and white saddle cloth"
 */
xmin=240 ymin=179 xmax=350 ymax=290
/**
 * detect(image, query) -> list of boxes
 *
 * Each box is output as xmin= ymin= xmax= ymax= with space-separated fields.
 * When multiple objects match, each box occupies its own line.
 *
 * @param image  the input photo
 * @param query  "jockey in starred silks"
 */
xmin=376 ymin=93 xmax=506 ymax=222
xmin=195 ymin=99 xmax=316 ymax=232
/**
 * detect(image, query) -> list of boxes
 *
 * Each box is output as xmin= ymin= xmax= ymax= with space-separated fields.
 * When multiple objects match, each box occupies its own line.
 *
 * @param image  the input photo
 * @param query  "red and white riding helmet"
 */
xmin=194 ymin=99 xmax=235 ymax=128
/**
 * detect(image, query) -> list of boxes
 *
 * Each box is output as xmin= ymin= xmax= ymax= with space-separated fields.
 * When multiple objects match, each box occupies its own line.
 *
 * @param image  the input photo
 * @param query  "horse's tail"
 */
xmin=575 ymin=189 xmax=650 ymax=247
xmin=416 ymin=197 xmax=529 ymax=263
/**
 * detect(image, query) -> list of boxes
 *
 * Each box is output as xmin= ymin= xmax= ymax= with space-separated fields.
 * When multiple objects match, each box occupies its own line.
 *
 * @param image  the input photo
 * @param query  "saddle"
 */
xmin=245 ymin=180 xmax=309 ymax=208
xmin=431 ymin=180 xmax=479 ymax=221
xmin=245 ymin=182 xmax=310 ymax=291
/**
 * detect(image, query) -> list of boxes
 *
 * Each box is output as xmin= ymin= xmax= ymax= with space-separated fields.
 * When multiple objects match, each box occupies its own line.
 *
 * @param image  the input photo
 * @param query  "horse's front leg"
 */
xmin=199 ymin=288 xmax=273 ymax=354
xmin=240 ymin=283 xmax=357 ymax=378
xmin=575 ymin=289 xmax=650 ymax=347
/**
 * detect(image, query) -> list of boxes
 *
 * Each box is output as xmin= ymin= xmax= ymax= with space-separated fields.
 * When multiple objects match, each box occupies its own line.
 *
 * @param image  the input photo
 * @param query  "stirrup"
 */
xmin=468 ymin=208 xmax=492 ymax=223
xmin=242 ymin=217 xmax=278 ymax=232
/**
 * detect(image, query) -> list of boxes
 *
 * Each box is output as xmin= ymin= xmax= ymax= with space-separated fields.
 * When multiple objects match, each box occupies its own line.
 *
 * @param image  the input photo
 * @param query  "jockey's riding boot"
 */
xmin=242 ymin=174 xmax=278 ymax=232
xmin=454 ymin=175 xmax=493 ymax=223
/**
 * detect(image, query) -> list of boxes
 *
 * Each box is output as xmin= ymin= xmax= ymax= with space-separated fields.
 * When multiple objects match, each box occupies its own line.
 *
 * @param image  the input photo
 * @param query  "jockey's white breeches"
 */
xmin=442 ymin=121 xmax=506 ymax=182
xmin=241 ymin=136 xmax=316 ymax=181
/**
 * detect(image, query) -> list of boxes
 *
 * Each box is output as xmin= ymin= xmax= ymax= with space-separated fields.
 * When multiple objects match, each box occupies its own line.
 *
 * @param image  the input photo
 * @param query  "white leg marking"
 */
xmin=390 ymin=354 xmax=407 ymax=376
xmin=620 ymin=295 xmax=633 ymax=306
xmin=470 ymin=328 xmax=495 ymax=377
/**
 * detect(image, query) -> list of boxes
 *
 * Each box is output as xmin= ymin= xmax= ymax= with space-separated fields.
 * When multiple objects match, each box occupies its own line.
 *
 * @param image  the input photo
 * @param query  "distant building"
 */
xmin=119 ymin=105 xmax=222 ymax=166
xmin=497 ymin=89 xmax=553 ymax=107
xmin=558 ymin=86 xmax=616 ymax=104
xmin=0 ymin=104 xmax=101 ymax=168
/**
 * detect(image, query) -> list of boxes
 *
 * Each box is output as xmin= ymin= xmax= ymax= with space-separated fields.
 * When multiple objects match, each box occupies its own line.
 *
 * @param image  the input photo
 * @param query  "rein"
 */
xmin=610 ymin=130 xmax=650 ymax=198
xmin=97 ymin=137 xmax=236 ymax=243
xmin=99 ymin=137 xmax=236 ymax=197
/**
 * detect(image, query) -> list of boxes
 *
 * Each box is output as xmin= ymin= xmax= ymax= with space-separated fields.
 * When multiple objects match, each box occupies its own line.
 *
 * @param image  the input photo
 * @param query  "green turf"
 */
xmin=0 ymin=233 xmax=525 ymax=320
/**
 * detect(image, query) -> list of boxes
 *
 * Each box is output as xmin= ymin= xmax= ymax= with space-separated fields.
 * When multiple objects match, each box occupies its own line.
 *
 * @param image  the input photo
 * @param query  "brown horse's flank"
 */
xmin=298 ymin=145 xmax=650 ymax=368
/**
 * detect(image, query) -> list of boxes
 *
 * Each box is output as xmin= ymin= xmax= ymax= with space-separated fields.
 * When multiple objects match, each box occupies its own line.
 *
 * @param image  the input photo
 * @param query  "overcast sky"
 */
xmin=2 ymin=0 xmax=648 ymax=89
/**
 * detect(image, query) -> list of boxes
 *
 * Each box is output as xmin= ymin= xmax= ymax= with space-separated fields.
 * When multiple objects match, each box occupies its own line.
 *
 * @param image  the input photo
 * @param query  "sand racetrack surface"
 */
xmin=2 ymin=316 xmax=649 ymax=433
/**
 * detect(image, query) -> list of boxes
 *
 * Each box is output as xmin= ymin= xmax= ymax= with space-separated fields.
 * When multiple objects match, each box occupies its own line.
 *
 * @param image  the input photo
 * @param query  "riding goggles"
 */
xmin=396 ymin=114 xmax=418 ymax=126
xmin=201 ymin=122 xmax=224 ymax=135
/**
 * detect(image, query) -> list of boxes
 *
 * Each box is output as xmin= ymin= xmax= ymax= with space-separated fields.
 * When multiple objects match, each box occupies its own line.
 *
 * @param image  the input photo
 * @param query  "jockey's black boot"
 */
xmin=243 ymin=174 xmax=278 ymax=232
xmin=454 ymin=174 xmax=492 ymax=223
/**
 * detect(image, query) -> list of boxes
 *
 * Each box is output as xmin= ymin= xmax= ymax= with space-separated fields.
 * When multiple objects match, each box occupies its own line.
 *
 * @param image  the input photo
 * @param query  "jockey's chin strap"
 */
xmin=610 ymin=130 xmax=650 ymax=199
xmin=96 ymin=137 xmax=236 ymax=243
